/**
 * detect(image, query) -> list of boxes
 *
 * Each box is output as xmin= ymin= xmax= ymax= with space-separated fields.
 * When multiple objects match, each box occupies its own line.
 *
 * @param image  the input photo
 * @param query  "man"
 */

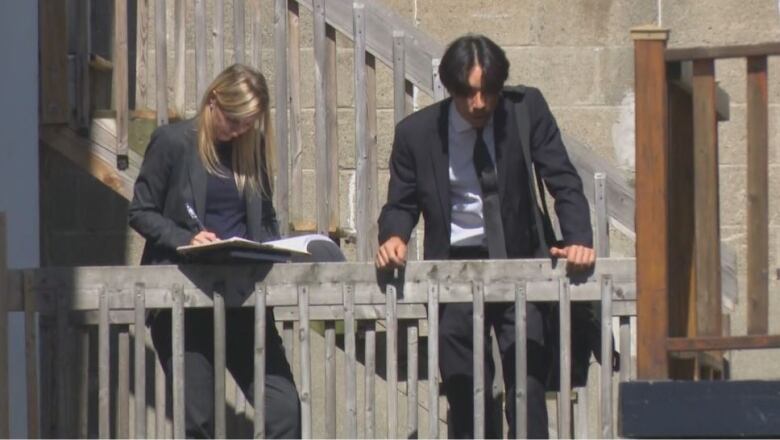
xmin=376 ymin=34 xmax=595 ymax=438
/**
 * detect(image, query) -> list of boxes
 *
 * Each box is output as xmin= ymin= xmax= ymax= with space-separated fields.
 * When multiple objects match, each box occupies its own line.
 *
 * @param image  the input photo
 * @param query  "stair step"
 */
xmin=620 ymin=380 xmax=780 ymax=438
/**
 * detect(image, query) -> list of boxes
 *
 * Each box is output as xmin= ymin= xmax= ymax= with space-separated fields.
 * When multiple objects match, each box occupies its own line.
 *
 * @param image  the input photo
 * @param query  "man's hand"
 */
xmin=375 ymin=236 xmax=408 ymax=269
xmin=190 ymin=230 xmax=219 ymax=245
xmin=549 ymin=244 xmax=595 ymax=272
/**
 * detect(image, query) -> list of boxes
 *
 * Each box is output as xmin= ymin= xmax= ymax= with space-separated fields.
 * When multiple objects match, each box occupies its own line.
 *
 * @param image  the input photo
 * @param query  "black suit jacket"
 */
xmin=128 ymin=119 xmax=280 ymax=265
xmin=378 ymin=87 xmax=592 ymax=260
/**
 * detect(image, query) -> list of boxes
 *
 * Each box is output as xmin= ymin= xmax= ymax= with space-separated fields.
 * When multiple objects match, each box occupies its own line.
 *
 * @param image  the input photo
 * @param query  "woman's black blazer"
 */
xmin=128 ymin=119 xmax=280 ymax=265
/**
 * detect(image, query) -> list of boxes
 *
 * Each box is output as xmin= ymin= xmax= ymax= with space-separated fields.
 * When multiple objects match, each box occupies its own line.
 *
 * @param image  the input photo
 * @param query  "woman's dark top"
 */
xmin=204 ymin=143 xmax=248 ymax=240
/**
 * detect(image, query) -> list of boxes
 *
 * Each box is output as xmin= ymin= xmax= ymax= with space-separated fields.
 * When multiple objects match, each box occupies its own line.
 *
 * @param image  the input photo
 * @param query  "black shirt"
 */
xmin=203 ymin=143 xmax=248 ymax=239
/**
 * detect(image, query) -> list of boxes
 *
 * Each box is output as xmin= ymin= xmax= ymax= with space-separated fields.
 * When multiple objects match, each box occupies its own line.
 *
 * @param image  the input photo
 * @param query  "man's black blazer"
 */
xmin=378 ymin=87 xmax=592 ymax=260
xmin=128 ymin=119 xmax=280 ymax=265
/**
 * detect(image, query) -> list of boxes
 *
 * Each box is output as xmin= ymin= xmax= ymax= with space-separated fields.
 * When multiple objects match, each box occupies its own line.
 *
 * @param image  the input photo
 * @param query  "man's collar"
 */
xmin=449 ymin=102 xmax=494 ymax=133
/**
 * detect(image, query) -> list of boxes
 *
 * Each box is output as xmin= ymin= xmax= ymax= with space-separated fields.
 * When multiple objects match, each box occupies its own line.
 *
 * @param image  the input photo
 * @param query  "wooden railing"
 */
xmin=632 ymin=27 xmax=780 ymax=380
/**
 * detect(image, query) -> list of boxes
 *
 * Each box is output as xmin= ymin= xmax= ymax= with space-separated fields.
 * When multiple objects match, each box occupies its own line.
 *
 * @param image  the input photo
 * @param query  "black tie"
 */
xmin=473 ymin=128 xmax=507 ymax=258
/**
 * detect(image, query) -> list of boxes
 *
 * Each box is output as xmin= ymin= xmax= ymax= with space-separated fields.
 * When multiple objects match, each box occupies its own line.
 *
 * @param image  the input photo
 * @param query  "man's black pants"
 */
xmin=150 ymin=308 xmax=301 ymax=439
xmin=441 ymin=247 xmax=550 ymax=439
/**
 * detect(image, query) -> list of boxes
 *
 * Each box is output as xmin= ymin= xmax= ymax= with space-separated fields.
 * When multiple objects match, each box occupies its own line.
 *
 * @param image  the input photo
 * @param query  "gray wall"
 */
xmin=0 ymin=1 xmax=38 ymax=438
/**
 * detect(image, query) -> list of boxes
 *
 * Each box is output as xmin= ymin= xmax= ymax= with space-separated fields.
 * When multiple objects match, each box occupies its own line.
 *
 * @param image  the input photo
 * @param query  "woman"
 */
xmin=129 ymin=64 xmax=300 ymax=438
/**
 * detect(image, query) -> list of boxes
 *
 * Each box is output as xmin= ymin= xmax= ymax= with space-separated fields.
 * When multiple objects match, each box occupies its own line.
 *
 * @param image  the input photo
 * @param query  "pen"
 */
xmin=185 ymin=202 xmax=207 ymax=231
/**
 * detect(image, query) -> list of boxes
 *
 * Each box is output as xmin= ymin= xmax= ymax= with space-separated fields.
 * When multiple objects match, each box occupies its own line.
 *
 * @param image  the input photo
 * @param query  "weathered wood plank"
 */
xmin=99 ymin=288 xmax=110 ymax=438
xmin=354 ymin=4 xmax=370 ymax=261
xmin=299 ymin=285 xmax=312 ymax=438
xmin=473 ymin=281 xmax=485 ymax=439
xmin=364 ymin=321 xmax=376 ymax=438
xmin=667 ymin=334 xmax=780 ymax=352
xmin=288 ymin=0 xmax=304 ymax=229
xmin=631 ymin=27 xmax=670 ymax=380
xmin=40 ymin=0 xmax=69 ymax=124
xmin=313 ymin=0 xmax=329 ymax=235
xmin=406 ymin=321 xmax=419 ymax=438
xmin=386 ymin=283 xmax=398 ymax=439
xmin=254 ymin=283 xmax=267 ymax=438
xmin=114 ymin=0 xmax=130 ymax=169
xmin=23 ymin=272 xmax=39 ymax=438
xmin=118 ymin=329 xmax=131 ymax=438
xmin=213 ymin=286 xmax=227 ymax=438
xmin=324 ymin=321 xmax=337 ymax=438
xmin=56 ymin=293 xmax=73 ymax=436
xmin=692 ymin=58 xmax=722 ymax=339
xmin=666 ymin=42 xmax=780 ymax=62
xmin=195 ymin=0 xmax=207 ymax=98
xmin=213 ymin=0 xmax=225 ymax=75
xmin=155 ymin=341 xmax=167 ymax=438
xmin=594 ymin=173 xmax=609 ymax=257
xmin=135 ymin=0 xmax=150 ymax=110
xmin=172 ymin=286 xmax=185 ymax=439
xmin=427 ymin=282 xmax=440 ymax=439
xmin=75 ymin=0 xmax=92 ymax=130
xmin=515 ymin=284 xmax=527 ymax=439
xmin=393 ymin=32 xmax=417 ymax=258
xmin=326 ymin=25 xmax=340 ymax=233
xmin=134 ymin=284 xmax=147 ymax=438
xmin=619 ymin=317 xmax=632 ymax=382
xmin=274 ymin=0 xmax=290 ymax=235
xmin=344 ymin=284 xmax=358 ymax=438
xmin=747 ymin=56 xmax=769 ymax=335
xmin=174 ymin=0 xmax=186 ymax=117
xmin=78 ymin=328 xmax=89 ymax=439
xmin=600 ymin=276 xmax=614 ymax=438
xmin=558 ymin=278 xmax=572 ymax=439
xmin=250 ymin=0 xmax=262 ymax=69
xmin=233 ymin=0 xmax=245 ymax=63
xmin=155 ymin=0 xmax=169 ymax=126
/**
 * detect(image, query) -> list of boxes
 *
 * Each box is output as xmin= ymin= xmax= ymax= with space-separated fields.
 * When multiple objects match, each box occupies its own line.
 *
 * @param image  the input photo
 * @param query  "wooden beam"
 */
xmin=746 ymin=56 xmax=769 ymax=335
xmin=666 ymin=41 xmax=780 ymax=62
xmin=692 ymin=59 xmax=722 ymax=338
xmin=288 ymin=0 xmax=303 ymax=228
xmin=274 ymin=0 xmax=290 ymax=235
xmin=326 ymin=25 xmax=340 ymax=234
xmin=39 ymin=0 xmax=69 ymax=124
xmin=667 ymin=335 xmax=780 ymax=352
xmin=313 ymin=0 xmax=329 ymax=235
xmin=114 ymin=0 xmax=130 ymax=169
xmin=155 ymin=0 xmax=169 ymax=126
xmin=173 ymin=0 xmax=186 ymax=117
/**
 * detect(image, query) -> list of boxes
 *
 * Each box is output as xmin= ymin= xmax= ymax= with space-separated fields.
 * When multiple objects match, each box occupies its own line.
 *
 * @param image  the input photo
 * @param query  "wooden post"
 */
xmin=514 ymin=284 xmax=527 ymax=439
xmin=155 ymin=342 xmax=167 ymax=438
xmin=114 ymin=0 xmax=130 ymax=170
xmin=692 ymin=58 xmax=722 ymax=338
xmin=313 ymin=0 xmax=329 ymax=235
xmin=274 ymin=0 xmax=290 ymax=235
xmin=326 ymin=25 xmax=340 ymax=234
xmin=406 ymin=321 xmax=419 ymax=438
xmin=298 ymin=286 xmax=312 ymax=439
xmin=75 ymin=0 xmax=92 ymax=131
xmin=558 ymin=278 xmax=572 ymax=439
xmin=746 ymin=55 xmax=769 ymax=335
xmin=600 ymin=276 xmax=614 ymax=439
xmin=427 ymin=282 xmax=440 ymax=439
xmin=173 ymin=0 xmax=186 ymax=117
xmin=195 ymin=0 xmax=207 ymax=99
xmin=631 ymin=26 xmax=670 ymax=380
xmin=39 ymin=0 xmax=69 ymax=124
xmin=324 ymin=321 xmax=337 ymax=438
xmin=23 ymin=272 xmax=39 ymax=439
xmin=364 ymin=321 xmax=376 ymax=438
xmin=0 ymin=214 xmax=7 ymax=439
xmin=343 ymin=284 xmax=357 ymax=438
xmin=56 ymin=294 xmax=72 ymax=437
xmin=353 ymin=3 xmax=370 ymax=261
xmin=172 ymin=286 xmax=185 ymax=439
xmin=213 ymin=0 xmax=225 ymax=76
xmin=386 ymin=283 xmax=398 ymax=439
xmin=155 ymin=0 xmax=169 ymax=127
xmin=233 ymin=0 xmax=245 ymax=63
xmin=134 ymin=284 xmax=147 ymax=438
xmin=472 ymin=281 xmax=485 ymax=439
xmin=254 ymin=283 xmax=267 ymax=439
xmin=213 ymin=286 xmax=226 ymax=438
xmin=250 ymin=0 xmax=262 ymax=70
xmin=393 ymin=31 xmax=417 ymax=258
xmin=98 ymin=288 xmax=110 ymax=438
xmin=288 ymin=0 xmax=303 ymax=229
xmin=117 ymin=329 xmax=130 ymax=438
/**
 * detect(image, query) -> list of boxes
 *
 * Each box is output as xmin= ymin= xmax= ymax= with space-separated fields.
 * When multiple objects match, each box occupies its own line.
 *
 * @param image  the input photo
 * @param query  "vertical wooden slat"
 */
xmin=575 ymin=386 xmax=589 ymax=440
xmin=353 ymin=3 xmax=370 ymax=261
xmin=326 ymin=25 xmax=340 ymax=233
xmin=558 ymin=278 xmax=572 ymax=439
xmin=364 ymin=321 xmax=376 ymax=438
xmin=274 ymin=0 xmax=290 ymax=235
xmin=298 ymin=286 xmax=312 ymax=439
xmin=313 ymin=0 xmax=329 ymax=235
xmin=195 ymin=0 xmax=207 ymax=98
xmin=283 ymin=322 xmax=294 ymax=371
xmin=76 ymin=0 xmax=92 ymax=131
xmin=114 ymin=0 xmax=130 ymax=169
xmin=747 ymin=55 xmax=769 ymax=335
xmin=233 ymin=0 xmax=245 ymax=63
xmin=600 ymin=275 xmax=614 ymax=439
xmin=99 ymin=288 xmax=110 ymax=438
xmin=631 ymin=26 xmax=670 ymax=379
xmin=39 ymin=0 xmax=69 ymax=124
xmin=118 ymin=329 xmax=131 ymax=438
xmin=134 ymin=284 xmax=147 ymax=438
xmin=254 ymin=283 xmax=267 ymax=439
xmin=288 ymin=0 xmax=303 ymax=229
xmin=386 ymin=283 xmax=399 ymax=439
xmin=406 ymin=321 xmax=419 ymax=438
xmin=77 ymin=328 xmax=89 ymax=439
xmin=173 ymin=0 xmax=186 ymax=117
xmin=324 ymin=321 xmax=337 ymax=438
xmin=250 ymin=0 xmax=262 ymax=69
xmin=594 ymin=173 xmax=609 ymax=257
xmin=213 ymin=0 xmax=225 ymax=76
xmin=692 ymin=58 xmax=722 ymax=338
xmin=515 ymin=283 xmax=528 ymax=439
xmin=472 ymin=281 xmax=485 ymax=439
xmin=155 ymin=344 xmax=167 ymax=438
xmin=214 ymin=287 xmax=227 ymax=438
xmin=56 ymin=286 xmax=73 ymax=437
xmin=619 ymin=318 xmax=631 ymax=382
xmin=393 ymin=31 xmax=417 ymax=259
xmin=172 ymin=286 xmax=186 ymax=439
xmin=343 ymin=284 xmax=358 ymax=438
xmin=23 ymin=272 xmax=40 ymax=439
xmin=0 ymin=214 xmax=7 ymax=439
xmin=427 ymin=282 xmax=440 ymax=439
xmin=155 ymin=0 xmax=169 ymax=126
xmin=39 ymin=317 xmax=53 ymax=438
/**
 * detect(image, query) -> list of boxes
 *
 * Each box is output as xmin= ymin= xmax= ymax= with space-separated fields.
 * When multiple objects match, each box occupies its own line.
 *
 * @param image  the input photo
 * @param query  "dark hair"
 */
xmin=438 ymin=34 xmax=509 ymax=96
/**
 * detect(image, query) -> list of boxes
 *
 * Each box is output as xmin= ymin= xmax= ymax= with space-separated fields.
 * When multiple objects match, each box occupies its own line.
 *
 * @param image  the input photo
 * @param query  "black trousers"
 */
xmin=441 ymin=246 xmax=550 ymax=439
xmin=150 ymin=308 xmax=301 ymax=439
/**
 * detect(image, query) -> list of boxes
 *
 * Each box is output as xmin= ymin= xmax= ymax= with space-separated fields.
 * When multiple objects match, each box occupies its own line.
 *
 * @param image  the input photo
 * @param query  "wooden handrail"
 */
xmin=666 ymin=41 xmax=780 ymax=62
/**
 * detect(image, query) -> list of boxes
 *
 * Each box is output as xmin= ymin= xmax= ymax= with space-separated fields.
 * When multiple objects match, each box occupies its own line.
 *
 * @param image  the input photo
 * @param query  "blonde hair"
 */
xmin=197 ymin=63 xmax=275 ymax=197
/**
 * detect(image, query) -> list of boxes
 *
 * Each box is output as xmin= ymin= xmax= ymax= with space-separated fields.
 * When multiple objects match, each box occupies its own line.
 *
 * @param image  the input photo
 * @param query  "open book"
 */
xmin=176 ymin=234 xmax=339 ymax=263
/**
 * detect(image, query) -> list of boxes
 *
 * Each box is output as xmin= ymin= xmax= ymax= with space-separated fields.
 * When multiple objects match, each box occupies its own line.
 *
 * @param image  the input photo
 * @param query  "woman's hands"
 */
xmin=189 ymin=230 xmax=219 ymax=245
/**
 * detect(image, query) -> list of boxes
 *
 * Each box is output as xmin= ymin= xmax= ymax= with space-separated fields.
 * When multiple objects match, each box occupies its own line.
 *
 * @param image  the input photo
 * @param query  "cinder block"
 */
xmin=719 ymin=165 xmax=747 ymax=227
xmin=662 ymin=0 xmax=780 ymax=47
xmin=504 ymin=47 xmax=601 ymax=106
xmin=416 ymin=0 xmax=537 ymax=47
xmin=535 ymin=0 xmax=657 ymax=46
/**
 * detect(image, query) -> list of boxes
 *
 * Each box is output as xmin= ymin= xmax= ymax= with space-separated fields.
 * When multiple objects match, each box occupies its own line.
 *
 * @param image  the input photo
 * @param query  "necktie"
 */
xmin=473 ymin=128 xmax=507 ymax=258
